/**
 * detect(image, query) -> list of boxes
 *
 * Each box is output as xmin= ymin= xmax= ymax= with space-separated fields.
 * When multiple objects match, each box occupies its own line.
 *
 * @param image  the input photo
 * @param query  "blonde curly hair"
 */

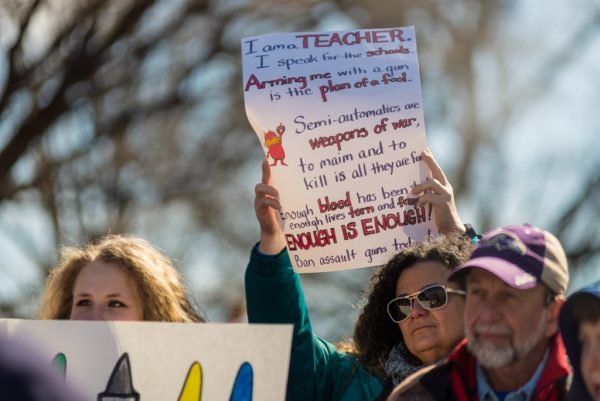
xmin=39 ymin=234 xmax=204 ymax=322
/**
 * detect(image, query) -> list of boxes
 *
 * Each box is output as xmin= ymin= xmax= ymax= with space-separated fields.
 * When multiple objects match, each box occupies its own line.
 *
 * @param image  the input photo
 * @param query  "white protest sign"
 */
xmin=242 ymin=27 xmax=436 ymax=272
xmin=1 ymin=320 xmax=291 ymax=401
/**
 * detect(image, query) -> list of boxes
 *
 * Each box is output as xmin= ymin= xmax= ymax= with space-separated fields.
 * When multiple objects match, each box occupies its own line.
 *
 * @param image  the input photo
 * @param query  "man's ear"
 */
xmin=545 ymin=297 xmax=564 ymax=338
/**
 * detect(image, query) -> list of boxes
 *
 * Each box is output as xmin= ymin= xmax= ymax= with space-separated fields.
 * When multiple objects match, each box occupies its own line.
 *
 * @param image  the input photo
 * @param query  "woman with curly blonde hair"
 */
xmin=40 ymin=234 xmax=204 ymax=322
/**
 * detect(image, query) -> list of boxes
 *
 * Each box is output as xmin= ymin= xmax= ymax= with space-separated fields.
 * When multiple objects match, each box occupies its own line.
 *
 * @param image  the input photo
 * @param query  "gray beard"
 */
xmin=466 ymin=309 xmax=548 ymax=369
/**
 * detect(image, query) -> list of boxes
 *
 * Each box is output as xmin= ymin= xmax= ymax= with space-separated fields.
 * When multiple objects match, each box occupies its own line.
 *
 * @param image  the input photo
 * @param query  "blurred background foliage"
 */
xmin=0 ymin=0 xmax=599 ymax=340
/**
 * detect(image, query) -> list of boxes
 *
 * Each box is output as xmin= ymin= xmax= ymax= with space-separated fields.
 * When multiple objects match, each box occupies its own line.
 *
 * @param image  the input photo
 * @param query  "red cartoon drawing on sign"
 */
xmin=264 ymin=123 xmax=287 ymax=166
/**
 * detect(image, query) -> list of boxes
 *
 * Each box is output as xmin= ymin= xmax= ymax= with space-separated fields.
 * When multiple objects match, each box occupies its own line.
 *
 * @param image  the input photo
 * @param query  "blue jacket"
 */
xmin=559 ymin=279 xmax=600 ymax=401
xmin=245 ymin=244 xmax=384 ymax=401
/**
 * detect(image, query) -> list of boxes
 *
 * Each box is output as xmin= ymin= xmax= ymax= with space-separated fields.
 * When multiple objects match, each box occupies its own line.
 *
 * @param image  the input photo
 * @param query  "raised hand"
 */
xmin=254 ymin=159 xmax=287 ymax=254
xmin=411 ymin=149 xmax=465 ymax=235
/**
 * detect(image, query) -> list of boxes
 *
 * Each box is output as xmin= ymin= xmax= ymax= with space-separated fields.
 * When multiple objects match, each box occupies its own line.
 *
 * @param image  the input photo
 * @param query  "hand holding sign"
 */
xmin=411 ymin=149 xmax=465 ymax=235
xmin=255 ymin=159 xmax=287 ymax=254
xmin=243 ymin=27 xmax=450 ymax=272
xmin=253 ymin=149 xmax=465 ymax=257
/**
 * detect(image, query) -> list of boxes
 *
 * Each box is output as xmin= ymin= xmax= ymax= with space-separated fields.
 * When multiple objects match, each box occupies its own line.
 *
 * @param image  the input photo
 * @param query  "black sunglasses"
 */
xmin=386 ymin=284 xmax=466 ymax=323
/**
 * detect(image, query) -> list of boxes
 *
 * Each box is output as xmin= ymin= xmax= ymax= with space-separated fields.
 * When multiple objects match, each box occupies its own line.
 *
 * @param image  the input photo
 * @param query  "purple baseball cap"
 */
xmin=449 ymin=223 xmax=569 ymax=296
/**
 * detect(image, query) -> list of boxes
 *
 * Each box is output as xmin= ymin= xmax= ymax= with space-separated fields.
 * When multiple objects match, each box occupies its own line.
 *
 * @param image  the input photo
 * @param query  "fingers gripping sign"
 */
xmin=411 ymin=149 xmax=465 ymax=235
xmin=255 ymin=159 xmax=287 ymax=254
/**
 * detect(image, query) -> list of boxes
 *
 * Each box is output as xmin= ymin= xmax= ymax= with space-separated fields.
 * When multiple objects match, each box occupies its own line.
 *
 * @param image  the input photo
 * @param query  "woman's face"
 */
xmin=394 ymin=260 xmax=465 ymax=364
xmin=69 ymin=261 xmax=144 ymax=321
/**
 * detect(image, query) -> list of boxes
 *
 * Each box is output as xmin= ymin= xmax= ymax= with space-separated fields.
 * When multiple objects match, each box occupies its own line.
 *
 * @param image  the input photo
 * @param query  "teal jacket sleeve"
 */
xmin=245 ymin=243 xmax=384 ymax=401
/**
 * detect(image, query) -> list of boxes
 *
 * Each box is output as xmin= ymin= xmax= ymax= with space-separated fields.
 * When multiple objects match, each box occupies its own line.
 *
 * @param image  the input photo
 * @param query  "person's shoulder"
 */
xmin=336 ymin=351 xmax=386 ymax=399
xmin=386 ymin=362 xmax=451 ymax=401
xmin=0 ymin=335 xmax=84 ymax=401
xmin=388 ymin=363 xmax=437 ymax=397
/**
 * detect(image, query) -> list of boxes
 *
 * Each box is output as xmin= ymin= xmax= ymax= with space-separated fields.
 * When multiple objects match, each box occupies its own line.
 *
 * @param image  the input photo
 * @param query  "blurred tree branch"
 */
xmin=0 ymin=0 xmax=599 ymax=329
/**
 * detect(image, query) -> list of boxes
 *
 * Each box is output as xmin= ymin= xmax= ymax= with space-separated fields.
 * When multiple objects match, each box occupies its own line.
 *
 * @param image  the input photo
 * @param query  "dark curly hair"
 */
xmin=353 ymin=233 xmax=472 ymax=377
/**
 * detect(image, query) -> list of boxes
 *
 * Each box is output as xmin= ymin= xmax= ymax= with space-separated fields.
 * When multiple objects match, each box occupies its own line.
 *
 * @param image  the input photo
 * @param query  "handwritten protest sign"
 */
xmin=0 ymin=319 xmax=291 ymax=401
xmin=242 ymin=26 xmax=436 ymax=272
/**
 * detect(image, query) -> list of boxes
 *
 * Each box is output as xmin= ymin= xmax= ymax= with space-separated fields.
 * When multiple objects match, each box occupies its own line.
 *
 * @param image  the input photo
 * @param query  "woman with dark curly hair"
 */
xmin=247 ymin=149 xmax=474 ymax=401
xmin=354 ymin=234 xmax=471 ymax=400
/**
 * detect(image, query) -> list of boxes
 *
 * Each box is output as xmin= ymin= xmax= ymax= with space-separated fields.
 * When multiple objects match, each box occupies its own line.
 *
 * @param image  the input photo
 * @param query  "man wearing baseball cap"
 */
xmin=388 ymin=223 xmax=571 ymax=401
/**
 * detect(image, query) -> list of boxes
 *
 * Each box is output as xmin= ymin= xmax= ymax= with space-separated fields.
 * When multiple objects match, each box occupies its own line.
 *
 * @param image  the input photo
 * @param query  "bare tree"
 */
xmin=1 ymin=0 xmax=599 ymax=338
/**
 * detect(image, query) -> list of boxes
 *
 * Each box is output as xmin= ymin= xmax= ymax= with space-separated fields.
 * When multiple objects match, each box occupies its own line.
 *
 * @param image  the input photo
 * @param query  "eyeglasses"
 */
xmin=387 ymin=284 xmax=466 ymax=323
